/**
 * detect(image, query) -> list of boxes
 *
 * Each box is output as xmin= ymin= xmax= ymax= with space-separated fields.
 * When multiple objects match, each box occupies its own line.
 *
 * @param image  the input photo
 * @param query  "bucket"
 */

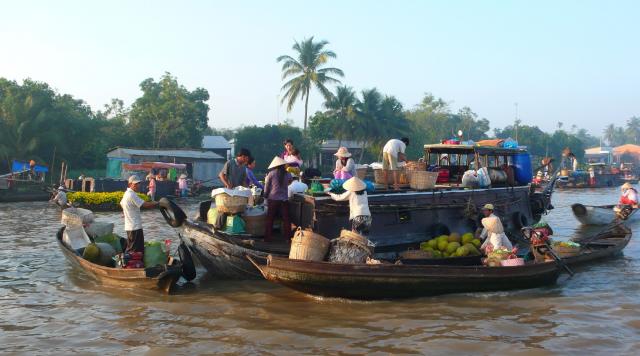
xmin=289 ymin=228 xmax=330 ymax=261
xmin=328 ymin=230 xmax=375 ymax=264
xmin=242 ymin=206 xmax=267 ymax=236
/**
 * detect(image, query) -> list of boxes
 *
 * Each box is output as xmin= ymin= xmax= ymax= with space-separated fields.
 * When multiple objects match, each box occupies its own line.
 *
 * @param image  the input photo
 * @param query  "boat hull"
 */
xmin=564 ymin=226 xmax=632 ymax=266
xmin=571 ymin=204 xmax=639 ymax=225
xmin=180 ymin=221 xmax=273 ymax=279
xmin=251 ymin=256 xmax=561 ymax=300
xmin=57 ymin=227 xmax=181 ymax=293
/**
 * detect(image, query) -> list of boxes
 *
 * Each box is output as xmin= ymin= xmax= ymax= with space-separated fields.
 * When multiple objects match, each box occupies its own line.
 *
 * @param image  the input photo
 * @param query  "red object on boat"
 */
xmin=436 ymin=168 xmax=450 ymax=183
xmin=442 ymin=139 xmax=460 ymax=145
xmin=125 ymin=260 xmax=144 ymax=269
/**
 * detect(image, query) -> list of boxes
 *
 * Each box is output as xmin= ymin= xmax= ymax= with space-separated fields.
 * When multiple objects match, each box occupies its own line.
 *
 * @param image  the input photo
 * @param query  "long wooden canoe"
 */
xmin=249 ymin=255 xmax=562 ymax=300
xmin=56 ymin=227 xmax=182 ymax=293
xmin=562 ymin=224 xmax=632 ymax=266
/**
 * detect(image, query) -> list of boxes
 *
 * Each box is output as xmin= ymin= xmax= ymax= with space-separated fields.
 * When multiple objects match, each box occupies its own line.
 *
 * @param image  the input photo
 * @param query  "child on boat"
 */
xmin=328 ymin=177 xmax=372 ymax=235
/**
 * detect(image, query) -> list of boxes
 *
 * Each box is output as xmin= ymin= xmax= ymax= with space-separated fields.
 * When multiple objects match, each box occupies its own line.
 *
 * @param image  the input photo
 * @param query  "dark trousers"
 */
xmin=265 ymin=200 xmax=291 ymax=241
xmin=126 ymin=229 xmax=145 ymax=254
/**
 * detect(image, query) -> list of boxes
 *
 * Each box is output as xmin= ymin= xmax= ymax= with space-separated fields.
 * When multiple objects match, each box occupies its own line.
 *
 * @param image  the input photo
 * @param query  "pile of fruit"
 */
xmin=552 ymin=241 xmax=580 ymax=248
xmin=419 ymin=232 xmax=482 ymax=258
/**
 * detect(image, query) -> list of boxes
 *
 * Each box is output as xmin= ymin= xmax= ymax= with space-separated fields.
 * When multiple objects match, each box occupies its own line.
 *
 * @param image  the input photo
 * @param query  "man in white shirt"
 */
xmin=120 ymin=175 xmax=159 ymax=254
xmin=51 ymin=185 xmax=69 ymax=208
xmin=382 ymin=137 xmax=409 ymax=190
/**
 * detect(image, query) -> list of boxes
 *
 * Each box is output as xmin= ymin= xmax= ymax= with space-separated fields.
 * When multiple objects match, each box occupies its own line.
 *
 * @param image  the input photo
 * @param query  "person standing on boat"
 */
xmin=477 ymin=204 xmax=513 ymax=252
xmin=333 ymin=147 xmax=356 ymax=180
xmin=51 ymin=185 xmax=69 ymax=208
xmin=328 ymin=177 xmax=372 ymax=235
xmin=146 ymin=172 xmax=156 ymax=201
xmin=619 ymin=182 xmax=638 ymax=207
xmin=178 ymin=174 xmax=189 ymax=197
xmin=382 ymin=138 xmax=409 ymax=190
xmin=263 ymin=157 xmax=292 ymax=242
xmin=120 ymin=175 xmax=160 ymax=254
xmin=219 ymin=148 xmax=251 ymax=188
xmin=245 ymin=156 xmax=264 ymax=189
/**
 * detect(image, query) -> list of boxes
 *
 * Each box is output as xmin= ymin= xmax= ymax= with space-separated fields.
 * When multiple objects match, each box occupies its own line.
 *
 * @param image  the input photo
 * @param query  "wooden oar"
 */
xmin=543 ymin=240 xmax=575 ymax=276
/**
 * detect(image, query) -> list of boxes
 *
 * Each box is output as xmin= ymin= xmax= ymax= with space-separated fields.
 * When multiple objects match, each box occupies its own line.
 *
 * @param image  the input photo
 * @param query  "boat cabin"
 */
xmin=424 ymin=144 xmax=532 ymax=187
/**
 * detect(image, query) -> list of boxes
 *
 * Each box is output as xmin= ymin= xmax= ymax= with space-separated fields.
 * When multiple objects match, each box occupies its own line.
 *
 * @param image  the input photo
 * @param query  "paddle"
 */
xmin=542 ymin=240 xmax=575 ymax=276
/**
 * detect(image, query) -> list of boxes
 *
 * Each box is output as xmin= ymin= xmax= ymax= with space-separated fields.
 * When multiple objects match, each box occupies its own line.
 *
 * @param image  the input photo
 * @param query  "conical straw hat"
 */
xmin=342 ymin=177 xmax=366 ymax=192
xmin=334 ymin=146 xmax=352 ymax=158
xmin=621 ymin=182 xmax=633 ymax=190
xmin=268 ymin=156 xmax=287 ymax=169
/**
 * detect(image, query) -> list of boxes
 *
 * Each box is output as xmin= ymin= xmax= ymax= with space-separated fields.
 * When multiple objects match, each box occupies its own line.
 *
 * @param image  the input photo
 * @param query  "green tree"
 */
xmin=277 ymin=37 xmax=344 ymax=131
xmin=128 ymin=73 xmax=210 ymax=148
xmin=626 ymin=116 xmax=640 ymax=144
xmin=324 ymin=85 xmax=358 ymax=145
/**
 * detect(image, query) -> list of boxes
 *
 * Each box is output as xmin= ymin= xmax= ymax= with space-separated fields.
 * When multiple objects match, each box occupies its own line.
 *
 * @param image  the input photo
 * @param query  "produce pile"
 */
xmin=419 ymin=232 xmax=482 ymax=258
xmin=68 ymin=191 xmax=149 ymax=211
xmin=551 ymin=241 xmax=580 ymax=248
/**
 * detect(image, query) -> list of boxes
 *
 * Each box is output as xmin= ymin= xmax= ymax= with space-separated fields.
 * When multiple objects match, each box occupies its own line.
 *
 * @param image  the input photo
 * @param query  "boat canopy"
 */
xmin=424 ymin=144 xmax=527 ymax=156
xmin=11 ymin=160 xmax=48 ymax=173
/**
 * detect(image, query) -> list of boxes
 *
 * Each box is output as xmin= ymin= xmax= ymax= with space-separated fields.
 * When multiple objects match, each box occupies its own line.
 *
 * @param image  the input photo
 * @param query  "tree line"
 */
xmin=1 ymin=36 xmax=637 ymax=176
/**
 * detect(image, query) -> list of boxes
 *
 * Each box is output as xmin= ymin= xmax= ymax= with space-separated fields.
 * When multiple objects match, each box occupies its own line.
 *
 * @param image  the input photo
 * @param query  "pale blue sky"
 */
xmin=1 ymin=0 xmax=638 ymax=136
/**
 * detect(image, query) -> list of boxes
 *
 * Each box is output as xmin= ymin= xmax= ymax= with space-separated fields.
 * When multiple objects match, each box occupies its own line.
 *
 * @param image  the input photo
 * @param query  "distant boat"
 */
xmin=571 ymin=203 xmax=639 ymax=225
xmin=0 ymin=160 xmax=51 ymax=202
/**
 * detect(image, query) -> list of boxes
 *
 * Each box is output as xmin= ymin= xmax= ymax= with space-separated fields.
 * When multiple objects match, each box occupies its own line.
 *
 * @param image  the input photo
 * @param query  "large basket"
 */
xmin=243 ymin=214 xmax=267 ymax=236
xmin=328 ymin=230 xmax=375 ymax=264
xmin=409 ymin=171 xmax=438 ymax=190
xmin=356 ymin=167 xmax=368 ymax=180
xmin=373 ymin=169 xmax=409 ymax=185
xmin=214 ymin=193 xmax=248 ymax=214
xmin=289 ymin=228 xmax=330 ymax=261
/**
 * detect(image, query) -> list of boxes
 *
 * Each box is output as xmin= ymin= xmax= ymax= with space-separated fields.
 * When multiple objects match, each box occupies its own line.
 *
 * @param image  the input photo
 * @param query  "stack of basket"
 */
xmin=373 ymin=169 xmax=409 ymax=185
xmin=409 ymin=171 xmax=438 ymax=190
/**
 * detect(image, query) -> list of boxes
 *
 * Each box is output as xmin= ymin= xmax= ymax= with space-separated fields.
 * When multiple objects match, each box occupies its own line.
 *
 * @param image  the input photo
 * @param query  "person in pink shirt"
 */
xmin=178 ymin=174 xmax=189 ymax=197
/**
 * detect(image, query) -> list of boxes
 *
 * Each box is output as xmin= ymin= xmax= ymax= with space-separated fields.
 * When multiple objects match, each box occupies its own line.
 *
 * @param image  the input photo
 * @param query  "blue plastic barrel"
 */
xmin=513 ymin=153 xmax=533 ymax=184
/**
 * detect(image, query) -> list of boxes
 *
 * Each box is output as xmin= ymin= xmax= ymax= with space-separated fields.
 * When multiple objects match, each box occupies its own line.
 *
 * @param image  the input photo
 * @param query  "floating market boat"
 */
xmin=562 ymin=224 xmax=632 ymax=266
xmin=169 ymin=143 xmax=556 ymax=279
xmin=248 ymin=255 xmax=561 ymax=300
xmin=555 ymin=163 xmax=624 ymax=189
xmin=571 ymin=203 xmax=638 ymax=225
xmin=0 ymin=161 xmax=51 ymax=202
xmin=290 ymin=144 xmax=553 ymax=248
xmin=56 ymin=227 xmax=184 ymax=293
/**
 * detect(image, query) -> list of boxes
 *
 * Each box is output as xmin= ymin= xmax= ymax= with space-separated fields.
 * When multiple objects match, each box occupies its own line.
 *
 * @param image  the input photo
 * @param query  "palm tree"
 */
xmin=604 ymin=124 xmax=616 ymax=146
xmin=277 ymin=37 xmax=344 ymax=130
xmin=324 ymin=85 xmax=358 ymax=146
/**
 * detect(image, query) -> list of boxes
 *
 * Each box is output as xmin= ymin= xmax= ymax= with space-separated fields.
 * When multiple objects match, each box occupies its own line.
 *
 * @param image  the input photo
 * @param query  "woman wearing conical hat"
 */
xmin=328 ymin=177 xmax=372 ymax=235
xmin=619 ymin=182 xmax=638 ymax=207
xmin=333 ymin=146 xmax=356 ymax=180
xmin=477 ymin=204 xmax=513 ymax=252
xmin=263 ymin=156 xmax=293 ymax=242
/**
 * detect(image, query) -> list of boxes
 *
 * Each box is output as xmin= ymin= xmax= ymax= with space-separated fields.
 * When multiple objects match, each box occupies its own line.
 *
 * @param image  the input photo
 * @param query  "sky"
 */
xmin=1 ymin=0 xmax=638 ymax=136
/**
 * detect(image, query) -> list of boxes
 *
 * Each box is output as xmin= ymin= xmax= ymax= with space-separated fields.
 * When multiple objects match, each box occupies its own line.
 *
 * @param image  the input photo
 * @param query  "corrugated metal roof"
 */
xmin=107 ymin=147 xmax=224 ymax=160
xmin=202 ymin=136 xmax=231 ymax=149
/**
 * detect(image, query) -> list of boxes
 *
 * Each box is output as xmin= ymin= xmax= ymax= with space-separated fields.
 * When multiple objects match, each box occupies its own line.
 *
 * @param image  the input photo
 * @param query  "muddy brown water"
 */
xmin=1 ymin=189 xmax=639 ymax=354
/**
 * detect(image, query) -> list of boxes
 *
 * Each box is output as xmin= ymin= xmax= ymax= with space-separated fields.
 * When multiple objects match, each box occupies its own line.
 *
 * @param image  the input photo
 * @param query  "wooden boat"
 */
xmin=571 ymin=203 xmax=638 ymax=225
xmin=562 ymin=224 xmax=632 ymax=266
xmin=248 ymin=255 xmax=561 ymax=300
xmin=56 ymin=226 xmax=182 ymax=293
xmin=179 ymin=219 xmax=289 ymax=279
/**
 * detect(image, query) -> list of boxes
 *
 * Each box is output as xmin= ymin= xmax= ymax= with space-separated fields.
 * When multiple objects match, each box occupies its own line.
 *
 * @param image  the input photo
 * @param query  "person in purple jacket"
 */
xmin=263 ymin=156 xmax=292 ymax=242
xmin=245 ymin=156 xmax=264 ymax=190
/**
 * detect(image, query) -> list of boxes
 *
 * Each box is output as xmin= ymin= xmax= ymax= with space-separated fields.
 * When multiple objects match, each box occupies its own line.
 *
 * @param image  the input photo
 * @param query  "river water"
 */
xmin=1 ymin=189 xmax=639 ymax=354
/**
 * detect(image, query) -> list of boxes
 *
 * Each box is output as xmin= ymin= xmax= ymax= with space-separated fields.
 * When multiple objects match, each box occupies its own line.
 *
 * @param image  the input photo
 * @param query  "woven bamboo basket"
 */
xmin=373 ymin=169 xmax=409 ymax=185
xmin=243 ymin=214 xmax=266 ymax=236
xmin=356 ymin=167 xmax=368 ymax=180
xmin=214 ymin=193 xmax=248 ymax=214
xmin=289 ymin=228 xmax=330 ymax=261
xmin=328 ymin=230 xmax=375 ymax=264
xmin=409 ymin=171 xmax=438 ymax=190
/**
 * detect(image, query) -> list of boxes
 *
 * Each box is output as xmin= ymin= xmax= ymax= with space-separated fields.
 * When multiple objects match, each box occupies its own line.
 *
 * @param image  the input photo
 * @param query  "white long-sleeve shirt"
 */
xmin=329 ymin=191 xmax=371 ymax=220
xmin=479 ymin=214 xmax=513 ymax=250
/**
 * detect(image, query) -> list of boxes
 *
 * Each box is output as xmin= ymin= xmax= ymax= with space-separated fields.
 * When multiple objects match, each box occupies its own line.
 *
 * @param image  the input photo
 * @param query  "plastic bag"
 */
xmin=477 ymin=167 xmax=491 ymax=188
xmin=225 ymin=215 xmax=246 ymax=234
xmin=144 ymin=241 xmax=168 ymax=268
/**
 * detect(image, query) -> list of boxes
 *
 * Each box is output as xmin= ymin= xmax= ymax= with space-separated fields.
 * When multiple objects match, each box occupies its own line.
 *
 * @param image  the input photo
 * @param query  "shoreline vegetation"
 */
xmin=1 ymin=37 xmax=638 ymax=178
